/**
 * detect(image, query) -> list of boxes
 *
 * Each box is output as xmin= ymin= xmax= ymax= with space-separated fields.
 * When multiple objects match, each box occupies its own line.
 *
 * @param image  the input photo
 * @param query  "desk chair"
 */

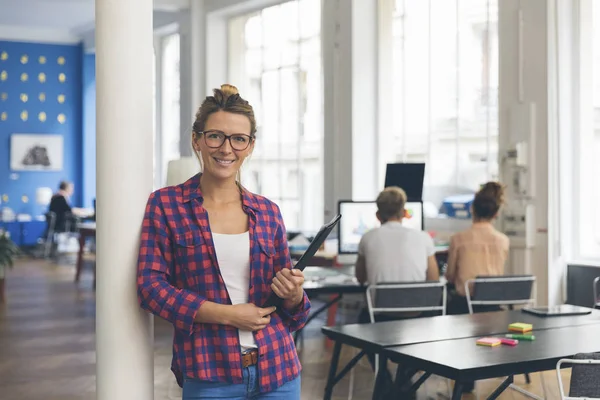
xmin=465 ymin=275 xmax=544 ymax=399
xmin=594 ymin=277 xmax=599 ymax=310
xmin=43 ymin=211 xmax=78 ymax=259
xmin=465 ymin=275 xmax=536 ymax=314
xmin=366 ymin=282 xmax=447 ymax=397
xmin=557 ymin=353 xmax=600 ymax=400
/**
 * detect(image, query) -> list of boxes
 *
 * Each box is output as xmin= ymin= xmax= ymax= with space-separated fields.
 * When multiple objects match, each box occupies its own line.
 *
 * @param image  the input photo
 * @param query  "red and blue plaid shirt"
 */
xmin=137 ymin=174 xmax=310 ymax=393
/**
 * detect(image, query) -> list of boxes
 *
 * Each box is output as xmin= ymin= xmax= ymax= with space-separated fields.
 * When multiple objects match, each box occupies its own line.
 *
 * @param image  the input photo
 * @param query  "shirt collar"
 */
xmin=180 ymin=173 xmax=260 ymax=213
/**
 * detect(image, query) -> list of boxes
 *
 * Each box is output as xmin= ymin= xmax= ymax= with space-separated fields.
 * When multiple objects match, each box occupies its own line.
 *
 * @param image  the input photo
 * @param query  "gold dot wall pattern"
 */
xmin=0 ymin=51 xmax=69 ymax=124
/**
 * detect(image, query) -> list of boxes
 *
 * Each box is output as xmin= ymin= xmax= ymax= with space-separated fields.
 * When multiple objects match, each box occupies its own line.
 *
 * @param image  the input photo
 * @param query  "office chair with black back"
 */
xmin=43 ymin=211 xmax=79 ymax=259
xmin=465 ymin=275 xmax=545 ymax=399
xmin=557 ymin=353 xmax=600 ymax=400
xmin=366 ymin=281 xmax=448 ymax=398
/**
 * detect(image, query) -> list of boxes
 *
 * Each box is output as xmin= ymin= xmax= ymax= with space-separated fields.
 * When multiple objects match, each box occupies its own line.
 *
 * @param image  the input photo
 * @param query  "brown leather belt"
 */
xmin=241 ymin=349 xmax=259 ymax=368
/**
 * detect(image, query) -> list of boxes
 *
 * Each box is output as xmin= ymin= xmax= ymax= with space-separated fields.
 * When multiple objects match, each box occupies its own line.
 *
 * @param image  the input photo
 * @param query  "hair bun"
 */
xmin=477 ymin=181 xmax=505 ymax=203
xmin=220 ymin=84 xmax=239 ymax=96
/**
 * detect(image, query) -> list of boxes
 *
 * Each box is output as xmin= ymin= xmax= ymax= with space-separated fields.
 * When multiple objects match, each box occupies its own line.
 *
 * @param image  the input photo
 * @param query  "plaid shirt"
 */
xmin=137 ymin=174 xmax=310 ymax=393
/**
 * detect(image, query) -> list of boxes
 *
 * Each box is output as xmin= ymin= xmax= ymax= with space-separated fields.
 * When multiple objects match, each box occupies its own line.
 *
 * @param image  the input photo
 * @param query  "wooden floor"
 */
xmin=0 ymin=255 xmax=571 ymax=399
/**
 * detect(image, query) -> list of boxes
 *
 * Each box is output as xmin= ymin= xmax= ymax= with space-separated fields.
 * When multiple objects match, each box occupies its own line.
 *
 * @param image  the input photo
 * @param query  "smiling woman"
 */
xmin=137 ymin=84 xmax=310 ymax=400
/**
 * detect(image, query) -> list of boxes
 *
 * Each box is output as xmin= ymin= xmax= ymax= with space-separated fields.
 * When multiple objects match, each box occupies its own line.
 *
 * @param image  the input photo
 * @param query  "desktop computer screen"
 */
xmin=337 ymin=201 xmax=424 ymax=254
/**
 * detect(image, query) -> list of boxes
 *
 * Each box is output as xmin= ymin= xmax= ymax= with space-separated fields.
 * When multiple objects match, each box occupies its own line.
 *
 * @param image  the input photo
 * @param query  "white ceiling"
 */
xmin=0 ymin=0 xmax=189 ymax=35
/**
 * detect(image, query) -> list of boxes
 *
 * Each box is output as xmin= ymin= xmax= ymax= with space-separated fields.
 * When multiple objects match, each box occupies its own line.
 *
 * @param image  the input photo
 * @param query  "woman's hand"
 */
xmin=227 ymin=303 xmax=276 ymax=331
xmin=271 ymin=269 xmax=305 ymax=310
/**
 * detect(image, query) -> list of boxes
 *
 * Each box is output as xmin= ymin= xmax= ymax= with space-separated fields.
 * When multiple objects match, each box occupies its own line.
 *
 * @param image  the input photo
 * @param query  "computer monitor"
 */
xmin=384 ymin=163 xmax=425 ymax=202
xmin=337 ymin=200 xmax=424 ymax=254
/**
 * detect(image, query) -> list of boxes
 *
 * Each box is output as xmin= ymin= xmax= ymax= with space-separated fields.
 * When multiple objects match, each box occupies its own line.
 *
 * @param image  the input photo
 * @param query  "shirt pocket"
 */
xmin=173 ymin=230 xmax=211 ymax=288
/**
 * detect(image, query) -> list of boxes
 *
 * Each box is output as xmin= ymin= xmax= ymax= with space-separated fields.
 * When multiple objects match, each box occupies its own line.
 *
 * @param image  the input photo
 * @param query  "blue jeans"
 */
xmin=182 ymin=366 xmax=301 ymax=400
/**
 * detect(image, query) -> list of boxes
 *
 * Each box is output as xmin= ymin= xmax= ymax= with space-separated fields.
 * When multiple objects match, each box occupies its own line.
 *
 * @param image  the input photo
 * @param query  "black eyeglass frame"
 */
xmin=199 ymin=130 xmax=255 ymax=151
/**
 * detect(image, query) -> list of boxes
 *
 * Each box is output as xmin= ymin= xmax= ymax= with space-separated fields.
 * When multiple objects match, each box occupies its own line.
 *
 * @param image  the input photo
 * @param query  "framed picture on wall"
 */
xmin=10 ymin=134 xmax=64 ymax=171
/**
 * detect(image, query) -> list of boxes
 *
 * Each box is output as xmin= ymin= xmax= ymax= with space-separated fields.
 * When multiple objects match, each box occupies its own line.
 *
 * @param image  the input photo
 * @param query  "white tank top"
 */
xmin=212 ymin=231 xmax=257 ymax=350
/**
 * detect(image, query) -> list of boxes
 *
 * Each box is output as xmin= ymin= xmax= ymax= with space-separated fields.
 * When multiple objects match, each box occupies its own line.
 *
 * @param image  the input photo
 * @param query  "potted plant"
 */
xmin=0 ymin=229 xmax=20 ymax=303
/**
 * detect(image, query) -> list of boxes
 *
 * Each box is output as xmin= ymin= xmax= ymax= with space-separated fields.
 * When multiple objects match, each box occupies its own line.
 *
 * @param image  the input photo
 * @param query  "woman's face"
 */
xmin=193 ymin=111 xmax=254 ymax=182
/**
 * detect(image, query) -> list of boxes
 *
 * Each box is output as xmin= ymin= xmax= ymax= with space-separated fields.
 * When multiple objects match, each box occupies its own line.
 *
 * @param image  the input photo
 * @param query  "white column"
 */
xmin=95 ymin=0 xmax=155 ymax=399
xmin=179 ymin=1 xmax=206 ymax=157
xmin=322 ymin=0 xmax=353 ymax=221
xmin=498 ymin=0 xmax=550 ymax=305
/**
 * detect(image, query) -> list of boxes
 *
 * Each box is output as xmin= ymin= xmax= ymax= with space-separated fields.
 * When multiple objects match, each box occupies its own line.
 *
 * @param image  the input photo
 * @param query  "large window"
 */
xmin=576 ymin=1 xmax=600 ymax=259
xmin=593 ymin=2 xmax=600 ymax=250
xmin=160 ymin=33 xmax=181 ymax=185
xmin=392 ymin=0 xmax=498 ymax=192
xmin=229 ymin=0 xmax=323 ymax=231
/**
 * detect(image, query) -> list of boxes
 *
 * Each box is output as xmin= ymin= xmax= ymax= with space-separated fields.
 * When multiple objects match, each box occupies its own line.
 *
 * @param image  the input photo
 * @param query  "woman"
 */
xmin=446 ymin=181 xmax=510 ymax=315
xmin=137 ymin=84 xmax=309 ymax=399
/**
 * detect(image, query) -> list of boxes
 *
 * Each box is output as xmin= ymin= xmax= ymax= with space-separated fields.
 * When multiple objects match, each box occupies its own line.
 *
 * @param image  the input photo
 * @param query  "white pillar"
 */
xmin=95 ymin=0 xmax=155 ymax=399
xmin=179 ymin=1 xmax=206 ymax=157
xmin=498 ymin=0 xmax=550 ymax=305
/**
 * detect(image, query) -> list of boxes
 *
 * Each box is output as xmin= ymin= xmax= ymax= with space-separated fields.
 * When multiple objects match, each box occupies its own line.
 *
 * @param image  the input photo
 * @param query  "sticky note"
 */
xmin=476 ymin=337 xmax=502 ymax=347
xmin=509 ymin=322 xmax=532 ymax=333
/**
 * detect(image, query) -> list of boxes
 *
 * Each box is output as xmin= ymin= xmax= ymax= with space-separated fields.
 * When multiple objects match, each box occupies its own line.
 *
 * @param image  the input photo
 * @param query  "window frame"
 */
xmin=226 ymin=0 xmax=324 ymax=231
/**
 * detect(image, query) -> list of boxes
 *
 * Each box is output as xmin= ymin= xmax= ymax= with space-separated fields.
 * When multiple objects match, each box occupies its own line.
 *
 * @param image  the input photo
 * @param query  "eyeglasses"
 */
xmin=200 ymin=130 xmax=254 ymax=151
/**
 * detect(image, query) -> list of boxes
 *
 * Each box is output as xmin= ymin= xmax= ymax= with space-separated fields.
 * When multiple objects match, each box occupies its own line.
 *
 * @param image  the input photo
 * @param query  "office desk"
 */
xmin=76 ymin=222 xmax=96 ymax=284
xmin=383 ymin=323 xmax=600 ymax=399
xmin=321 ymin=309 xmax=600 ymax=400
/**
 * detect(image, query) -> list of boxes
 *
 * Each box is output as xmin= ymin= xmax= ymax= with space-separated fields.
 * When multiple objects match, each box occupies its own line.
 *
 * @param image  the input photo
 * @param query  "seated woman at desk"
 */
xmin=355 ymin=186 xmax=439 ymax=323
xmin=446 ymin=181 xmax=509 ymax=315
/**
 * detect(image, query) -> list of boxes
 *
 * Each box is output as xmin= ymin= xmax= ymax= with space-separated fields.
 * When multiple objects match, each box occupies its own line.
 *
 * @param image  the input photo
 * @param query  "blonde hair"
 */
xmin=191 ymin=84 xmax=256 ymax=183
xmin=376 ymin=186 xmax=407 ymax=222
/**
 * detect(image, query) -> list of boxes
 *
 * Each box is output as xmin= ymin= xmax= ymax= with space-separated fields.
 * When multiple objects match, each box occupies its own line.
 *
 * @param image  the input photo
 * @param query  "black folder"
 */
xmin=262 ymin=214 xmax=342 ymax=308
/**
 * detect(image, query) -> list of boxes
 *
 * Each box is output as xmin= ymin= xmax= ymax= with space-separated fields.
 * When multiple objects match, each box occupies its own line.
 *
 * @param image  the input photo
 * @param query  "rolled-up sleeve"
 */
xmin=272 ymin=205 xmax=310 ymax=332
xmin=137 ymin=191 xmax=206 ymax=335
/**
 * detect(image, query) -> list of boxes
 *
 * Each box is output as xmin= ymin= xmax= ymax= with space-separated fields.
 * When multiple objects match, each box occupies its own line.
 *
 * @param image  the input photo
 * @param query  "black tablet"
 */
xmin=262 ymin=214 xmax=342 ymax=308
xmin=522 ymin=304 xmax=593 ymax=317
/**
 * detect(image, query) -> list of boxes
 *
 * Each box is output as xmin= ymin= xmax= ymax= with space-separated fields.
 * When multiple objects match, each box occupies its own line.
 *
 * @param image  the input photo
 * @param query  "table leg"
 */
xmin=451 ymin=382 xmax=463 ymax=400
xmin=294 ymin=294 xmax=342 ymax=347
xmin=488 ymin=376 xmax=513 ymax=400
xmin=372 ymin=354 xmax=389 ymax=400
xmin=323 ymin=340 xmax=342 ymax=400
xmin=326 ymin=296 xmax=340 ymax=349
xmin=75 ymin=232 xmax=87 ymax=282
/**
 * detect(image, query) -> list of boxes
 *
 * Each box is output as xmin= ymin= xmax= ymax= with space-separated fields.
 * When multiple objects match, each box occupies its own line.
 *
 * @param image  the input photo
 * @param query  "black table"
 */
xmin=321 ymin=309 xmax=600 ymax=399
xmin=383 ymin=323 xmax=600 ymax=399
xmin=294 ymin=266 xmax=365 ymax=345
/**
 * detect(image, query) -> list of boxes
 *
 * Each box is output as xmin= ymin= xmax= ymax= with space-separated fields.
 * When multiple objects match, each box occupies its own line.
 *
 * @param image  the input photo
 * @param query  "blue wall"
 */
xmin=0 ymin=41 xmax=83 ymax=217
xmin=82 ymin=53 xmax=96 ymax=209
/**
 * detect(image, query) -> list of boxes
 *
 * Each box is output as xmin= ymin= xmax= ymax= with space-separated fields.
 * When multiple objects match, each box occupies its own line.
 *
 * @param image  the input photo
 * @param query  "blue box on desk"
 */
xmin=440 ymin=194 xmax=474 ymax=219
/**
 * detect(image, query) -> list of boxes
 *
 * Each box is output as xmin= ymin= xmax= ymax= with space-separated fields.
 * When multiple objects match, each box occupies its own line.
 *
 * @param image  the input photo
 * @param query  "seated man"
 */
xmin=48 ymin=181 xmax=77 ymax=232
xmin=355 ymin=186 xmax=439 ymax=324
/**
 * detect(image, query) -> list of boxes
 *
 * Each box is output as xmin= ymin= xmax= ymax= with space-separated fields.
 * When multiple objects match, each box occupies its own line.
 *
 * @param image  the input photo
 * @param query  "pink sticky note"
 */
xmin=476 ymin=337 xmax=502 ymax=347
